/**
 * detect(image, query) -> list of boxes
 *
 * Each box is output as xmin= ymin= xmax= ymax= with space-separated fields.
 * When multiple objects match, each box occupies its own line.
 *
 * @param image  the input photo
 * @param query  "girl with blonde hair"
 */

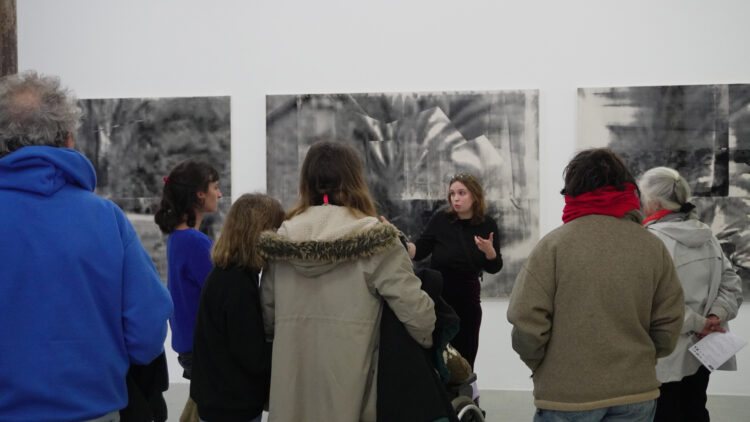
xmin=190 ymin=193 xmax=285 ymax=422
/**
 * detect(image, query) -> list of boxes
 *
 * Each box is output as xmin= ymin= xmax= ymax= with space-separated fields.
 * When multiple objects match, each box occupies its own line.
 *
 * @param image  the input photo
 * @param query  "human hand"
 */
xmin=474 ymin=232 xmax=496 ymax=259
xmin=407 ymin=242 xmax=416 ymax=259
xmin=699 ymin=314 xmax=726 ymax=338
xmin=380 ymin=216 xmax=416 ymax=258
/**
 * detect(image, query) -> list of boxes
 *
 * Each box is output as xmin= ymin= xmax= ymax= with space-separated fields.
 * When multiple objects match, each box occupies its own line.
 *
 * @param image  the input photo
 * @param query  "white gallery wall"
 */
xmin=17 ymin=0 xmax=750 ymax=395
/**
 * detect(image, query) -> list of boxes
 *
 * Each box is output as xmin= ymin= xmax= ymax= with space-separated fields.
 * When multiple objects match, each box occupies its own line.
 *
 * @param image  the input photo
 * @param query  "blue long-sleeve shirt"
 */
xmin=167 ymin=228 xmax=213 ymax=353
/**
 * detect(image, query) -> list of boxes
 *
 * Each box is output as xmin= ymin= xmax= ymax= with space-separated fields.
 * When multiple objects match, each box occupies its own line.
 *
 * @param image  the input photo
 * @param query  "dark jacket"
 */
xmin=120 ymin=353 xmax=169 ymax=422
xmin=190 ymin=266 xmax=270 ymax=421
xmin=377 ymin=268 xmax=460 ymax=422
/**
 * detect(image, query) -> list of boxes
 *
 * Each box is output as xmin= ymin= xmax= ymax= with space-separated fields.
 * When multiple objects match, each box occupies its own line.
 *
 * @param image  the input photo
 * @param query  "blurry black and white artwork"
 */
xmin=267 ymin=91 xmax=539 ymax=297
xmin=578 ymin=84 xmax=750 ymax=298
xmin=74 ymin=96 xmax=232 ymax=282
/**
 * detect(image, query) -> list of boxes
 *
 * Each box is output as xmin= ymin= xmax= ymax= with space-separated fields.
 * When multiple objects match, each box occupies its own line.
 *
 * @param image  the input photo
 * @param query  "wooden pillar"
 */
xmin=0 ymin=0 xmax=17 ymax=76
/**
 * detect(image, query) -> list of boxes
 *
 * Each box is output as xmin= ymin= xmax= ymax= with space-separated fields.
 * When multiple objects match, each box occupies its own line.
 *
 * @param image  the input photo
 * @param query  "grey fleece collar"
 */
xmin=258 ymin=223 xmax=401 ymax=263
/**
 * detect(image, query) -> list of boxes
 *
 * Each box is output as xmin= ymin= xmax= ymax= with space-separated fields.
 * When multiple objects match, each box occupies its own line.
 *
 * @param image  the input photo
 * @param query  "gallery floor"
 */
xmin=164 ymin=383 xmax=750 ymax=422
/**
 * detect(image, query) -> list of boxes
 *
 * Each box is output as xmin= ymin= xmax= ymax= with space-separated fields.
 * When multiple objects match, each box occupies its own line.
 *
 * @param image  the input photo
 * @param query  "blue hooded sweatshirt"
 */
xmin=0 ymin=146 xmax=174 ymax=422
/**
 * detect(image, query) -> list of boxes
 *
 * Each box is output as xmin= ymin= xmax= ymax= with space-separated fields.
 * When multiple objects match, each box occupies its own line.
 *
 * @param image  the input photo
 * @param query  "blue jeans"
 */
xmin=534 ymin=400 xmax=656 ymax=422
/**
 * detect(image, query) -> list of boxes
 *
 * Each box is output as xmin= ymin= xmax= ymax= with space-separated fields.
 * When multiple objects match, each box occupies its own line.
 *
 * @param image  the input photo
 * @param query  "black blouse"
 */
xmin=413 ymin=210 xmax=503 ymax=275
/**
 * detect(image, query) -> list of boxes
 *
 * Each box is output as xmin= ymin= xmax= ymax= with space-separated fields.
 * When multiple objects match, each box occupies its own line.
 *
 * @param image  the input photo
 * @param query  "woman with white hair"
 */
xmin=638 ymin=166 xmax=743 ymax=422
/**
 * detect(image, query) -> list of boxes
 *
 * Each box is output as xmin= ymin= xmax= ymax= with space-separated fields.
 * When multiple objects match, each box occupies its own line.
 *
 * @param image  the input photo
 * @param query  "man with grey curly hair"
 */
xmin=0 ymin=71 xmax=82 ymax=156
xmin=0 ymin=71 xmax=174 ymax=422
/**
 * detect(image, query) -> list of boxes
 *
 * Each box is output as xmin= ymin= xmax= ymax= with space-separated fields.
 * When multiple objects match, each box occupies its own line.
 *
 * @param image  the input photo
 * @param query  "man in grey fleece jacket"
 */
xmin=508 ymin=148 xmax=684 ymax=422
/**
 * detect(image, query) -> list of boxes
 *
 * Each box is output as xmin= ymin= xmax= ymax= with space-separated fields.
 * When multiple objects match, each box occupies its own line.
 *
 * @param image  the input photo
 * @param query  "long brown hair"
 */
xmin=286 ymin=141 xmax=377 ymax=219
xmin=445 ymin=173 xmax=487 ymax=224
xmin=211 ymin=193 xmax=285 ymax=271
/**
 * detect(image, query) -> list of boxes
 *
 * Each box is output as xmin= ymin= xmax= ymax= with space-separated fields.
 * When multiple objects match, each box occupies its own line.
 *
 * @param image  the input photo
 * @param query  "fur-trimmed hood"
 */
xmin=258 ymin=205 xmax=402 ymax=277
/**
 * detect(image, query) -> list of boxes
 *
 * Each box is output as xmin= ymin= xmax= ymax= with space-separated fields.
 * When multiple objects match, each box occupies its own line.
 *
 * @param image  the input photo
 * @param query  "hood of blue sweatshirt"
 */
xmin=0 ymin=145 xmax=96 ymax=195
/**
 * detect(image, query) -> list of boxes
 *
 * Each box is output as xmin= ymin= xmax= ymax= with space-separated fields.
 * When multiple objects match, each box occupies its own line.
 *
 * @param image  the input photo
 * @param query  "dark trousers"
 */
xmin=439 ymin=269 xmax=482 ymax=368
xmin=655 ymin=366 xmax=710 ymax=422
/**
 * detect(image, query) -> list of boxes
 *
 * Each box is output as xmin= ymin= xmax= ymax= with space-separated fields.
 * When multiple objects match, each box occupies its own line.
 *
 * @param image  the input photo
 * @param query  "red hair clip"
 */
xmin=163 ymin=177 xmax=170 ymax=184
xmin=323 ymin=194 xmax=329 ymax=204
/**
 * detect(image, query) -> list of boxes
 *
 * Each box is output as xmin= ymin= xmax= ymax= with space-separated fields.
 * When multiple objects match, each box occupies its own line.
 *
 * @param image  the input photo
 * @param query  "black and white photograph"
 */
xmin=267 ymin=91 xmax=539 ymax=296
xmin=578 ymin=84 xmax=750 ymax=297
xmin=74 ymin=95 xmax=232 ymax=282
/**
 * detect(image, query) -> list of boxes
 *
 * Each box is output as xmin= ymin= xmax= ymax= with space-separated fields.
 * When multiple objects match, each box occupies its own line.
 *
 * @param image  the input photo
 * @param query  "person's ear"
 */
xmin=64 ymin=132 xmax=74 ymax=149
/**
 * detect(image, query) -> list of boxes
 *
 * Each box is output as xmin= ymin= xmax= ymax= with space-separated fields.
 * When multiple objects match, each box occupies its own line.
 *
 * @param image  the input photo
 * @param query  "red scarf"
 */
xmin=642 ymin=209 xmax=673 ymax=226
xmin=562 ymin=183 xmax=640 ymax=223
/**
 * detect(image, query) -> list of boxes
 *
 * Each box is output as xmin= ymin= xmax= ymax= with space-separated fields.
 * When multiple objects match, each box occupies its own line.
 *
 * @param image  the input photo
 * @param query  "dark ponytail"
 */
xmin=154 ymin=159 xmax=219 ymax=234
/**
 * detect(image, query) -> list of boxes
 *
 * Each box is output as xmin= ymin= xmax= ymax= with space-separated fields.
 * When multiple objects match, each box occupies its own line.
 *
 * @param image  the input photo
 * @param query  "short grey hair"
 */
xmin=638 ymin=166 xmax=693 ymax=214
xmin=0 ymin=71 xmax=83 ymax=158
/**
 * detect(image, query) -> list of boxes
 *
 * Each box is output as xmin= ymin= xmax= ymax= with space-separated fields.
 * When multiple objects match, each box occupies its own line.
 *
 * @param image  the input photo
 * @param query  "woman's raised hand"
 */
xmin=474 ymin=232 xmax=497 ymax=260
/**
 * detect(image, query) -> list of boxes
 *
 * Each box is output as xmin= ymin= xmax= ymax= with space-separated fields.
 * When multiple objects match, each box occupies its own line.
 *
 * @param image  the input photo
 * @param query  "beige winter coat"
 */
xmin=507 ymin=211 xmax=685 ymax=411
xmin=258 ymin=205 xmax=435 ymax=422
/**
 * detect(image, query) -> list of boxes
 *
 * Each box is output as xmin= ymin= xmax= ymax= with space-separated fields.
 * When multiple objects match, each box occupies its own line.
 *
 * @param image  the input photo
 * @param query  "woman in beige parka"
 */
xmin=258 ymin=141 xmax=436 ymax=422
